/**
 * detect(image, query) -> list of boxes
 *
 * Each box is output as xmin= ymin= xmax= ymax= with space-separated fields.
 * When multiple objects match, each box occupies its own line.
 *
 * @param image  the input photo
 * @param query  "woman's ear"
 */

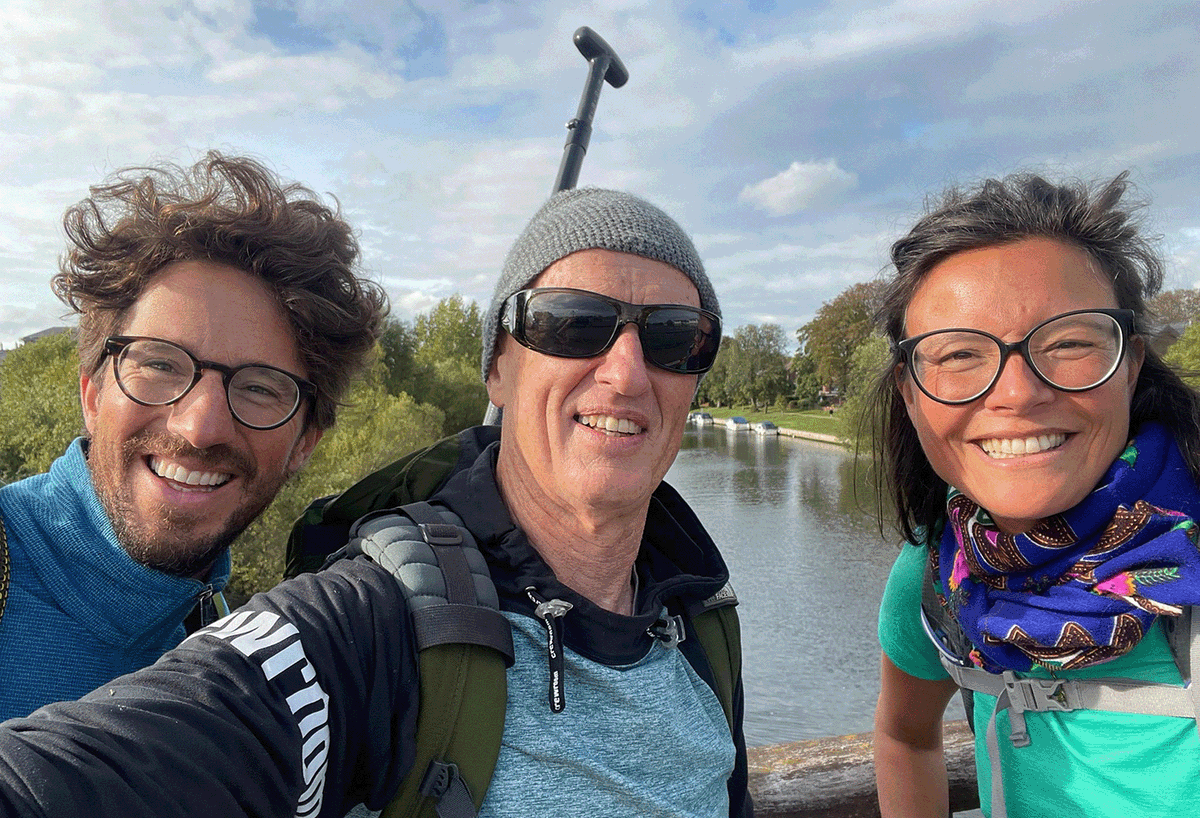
xmin=896 ymin=363 xmax=917 ymax=413
xmin=1127 ymin=335 xmax=1146 ymax=388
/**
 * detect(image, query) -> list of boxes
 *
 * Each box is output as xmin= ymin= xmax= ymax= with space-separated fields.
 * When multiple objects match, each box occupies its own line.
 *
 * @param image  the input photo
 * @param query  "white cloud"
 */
xmin=0 ymin=0 xmax=1197 ymax=352
xmin=738 ymin=160 xmax=858 ymax=216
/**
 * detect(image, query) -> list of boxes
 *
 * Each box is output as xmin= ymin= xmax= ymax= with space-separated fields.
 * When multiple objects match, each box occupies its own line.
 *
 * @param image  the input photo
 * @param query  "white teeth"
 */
xmin=979 ymin=433 xmax=1067 ymax=459
xmin=577 ymin=414 xmax=644 ymax=436
xmin=149 ymin=456 xmax=232 ymax=489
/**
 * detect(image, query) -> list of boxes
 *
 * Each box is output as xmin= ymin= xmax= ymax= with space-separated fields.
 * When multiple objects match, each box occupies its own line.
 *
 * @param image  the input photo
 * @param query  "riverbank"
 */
xmin=776 ymin=426 xmax=843 ymax=445
xmin=693 ymin=406 xmax=849 ymax=447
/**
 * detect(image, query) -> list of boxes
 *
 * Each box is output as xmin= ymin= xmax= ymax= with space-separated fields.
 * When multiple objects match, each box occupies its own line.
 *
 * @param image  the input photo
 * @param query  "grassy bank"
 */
xmin=695 ymin=406 xmax=849 ymax=441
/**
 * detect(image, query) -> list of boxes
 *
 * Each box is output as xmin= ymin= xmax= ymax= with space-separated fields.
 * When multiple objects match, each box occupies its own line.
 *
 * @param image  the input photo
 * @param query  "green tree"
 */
xmin=697 ymin=335 xmax=738 ymax=407
xmin=378 ymin=318 xmax=419 ymax=398
xmin=1165 ymin=322 xmax=1200 ymax=387
xmin=413 ymin=355 xmax=489 ymax=435
xmin=1148 ymin=288 xmax=1200 ymax=326
xmin=413 ymin=295 xmax=483 ymax=363
xmin=796 ymin=280 xmax=887 ymax=392
xmin=840 ymin=333 xmax=891 ymax=447
xmin=0 ymin=333 xmax=82 ymax=481
xmin=729 ymin=324 xmax=790 ymax=411
xmin=382 ymin=296 xmax=489 ymax=435
xmin=789 ymin=352 xmax=820 ymax=410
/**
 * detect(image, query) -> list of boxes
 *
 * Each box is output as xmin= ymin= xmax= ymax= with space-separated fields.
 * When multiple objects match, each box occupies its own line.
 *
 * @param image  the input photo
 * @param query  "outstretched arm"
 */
xmin=874 ymin=653 xmax=959 ymax=818
xmin=0 ymin=558 xmax=419 ymax=818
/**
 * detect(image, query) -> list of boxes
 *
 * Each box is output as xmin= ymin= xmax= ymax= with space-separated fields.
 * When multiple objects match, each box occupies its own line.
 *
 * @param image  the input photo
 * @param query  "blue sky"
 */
xmin=1 ymin=0 xmax=1197 ymax=352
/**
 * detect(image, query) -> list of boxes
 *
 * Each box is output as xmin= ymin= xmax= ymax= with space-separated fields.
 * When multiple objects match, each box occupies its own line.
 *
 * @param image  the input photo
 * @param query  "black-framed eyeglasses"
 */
xmin=500 ymin=288 xmax=722 ymax=375
xmin=896 ymin=308 xmax=1136 ymax=405
xmin=102 ymin=336 xmax=316 ymax=430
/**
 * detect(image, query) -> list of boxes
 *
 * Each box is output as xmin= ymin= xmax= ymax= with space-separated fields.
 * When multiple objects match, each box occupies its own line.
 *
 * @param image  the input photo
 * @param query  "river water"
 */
xmin=666 ymin=424 xmax=964 ymax=747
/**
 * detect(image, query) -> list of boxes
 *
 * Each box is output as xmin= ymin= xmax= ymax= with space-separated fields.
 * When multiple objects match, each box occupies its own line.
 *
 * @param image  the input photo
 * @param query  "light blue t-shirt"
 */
xmin=478 ymin=611 xmax=734 ymax=817
xmin=879 ymin=541 xmax=1200 ymax=817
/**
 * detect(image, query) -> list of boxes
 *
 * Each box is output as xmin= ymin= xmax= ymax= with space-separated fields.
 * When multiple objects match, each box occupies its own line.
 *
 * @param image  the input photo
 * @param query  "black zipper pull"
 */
xmin=526 ymin=586 xmax=573 ymax=713
xmin=647 ymin=614 xmax=686 ymax=649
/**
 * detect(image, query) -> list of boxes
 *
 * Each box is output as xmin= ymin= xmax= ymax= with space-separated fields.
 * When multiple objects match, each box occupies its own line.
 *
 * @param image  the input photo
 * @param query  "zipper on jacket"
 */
xmin=526 ymin=586 xmax=573 ymax=713
xmin=194 ymin=584 xmax=231 ymax=628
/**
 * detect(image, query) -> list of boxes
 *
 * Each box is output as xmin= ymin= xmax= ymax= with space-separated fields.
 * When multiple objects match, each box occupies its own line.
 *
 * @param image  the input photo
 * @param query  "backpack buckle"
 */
xmin=419 ymin=760 xmax=460 ymax=798
xmin=419 ymin=760 xmax=478 ymax=817
xmin=1003 ymin=674 xmax=1076 ymax=714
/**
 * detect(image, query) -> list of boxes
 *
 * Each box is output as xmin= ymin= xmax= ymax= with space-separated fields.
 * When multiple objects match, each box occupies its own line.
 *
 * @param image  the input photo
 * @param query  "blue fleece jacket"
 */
xmin=0 ymin=439 xmax=230 ymax=720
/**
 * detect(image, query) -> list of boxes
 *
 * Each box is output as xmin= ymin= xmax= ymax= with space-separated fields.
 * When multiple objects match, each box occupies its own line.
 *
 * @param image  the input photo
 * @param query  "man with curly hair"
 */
xmin=0 ymin=152 xmax=388 ymax=721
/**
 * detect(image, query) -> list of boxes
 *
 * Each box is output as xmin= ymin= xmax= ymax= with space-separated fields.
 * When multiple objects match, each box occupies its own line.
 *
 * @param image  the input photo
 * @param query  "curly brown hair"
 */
xmin=869 ymin=171 xmax=1200 ymax=545
xmin=52 ymin=151 xmax=388 ymax=430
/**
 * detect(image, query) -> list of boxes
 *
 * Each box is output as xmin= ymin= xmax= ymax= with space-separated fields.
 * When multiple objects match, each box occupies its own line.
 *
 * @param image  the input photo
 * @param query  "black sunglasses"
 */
xmin=102 ymin=335 xmax=316 ymax=430
xmin=500 ymin=288 xmax=722 ymax=374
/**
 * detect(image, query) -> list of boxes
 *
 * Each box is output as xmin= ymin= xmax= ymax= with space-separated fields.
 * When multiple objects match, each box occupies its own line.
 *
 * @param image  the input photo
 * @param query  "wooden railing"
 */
xmin=747 ymin=720 xmax=979 ymax=817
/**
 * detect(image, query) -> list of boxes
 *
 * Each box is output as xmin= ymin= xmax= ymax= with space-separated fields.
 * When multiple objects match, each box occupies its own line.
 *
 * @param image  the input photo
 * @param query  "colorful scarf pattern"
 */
xmin=933 ymin=422 xmax=1200 ymax=673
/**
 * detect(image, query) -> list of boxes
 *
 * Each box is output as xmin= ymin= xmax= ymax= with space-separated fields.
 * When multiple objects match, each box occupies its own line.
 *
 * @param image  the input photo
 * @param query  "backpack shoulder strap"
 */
xmin=919 ymin=551 xmax=978 ymax=732
xmin=685 ymin=582 xmax=741 ymax=733
xmin=348 ymin=502 xmax=514 ymax=662
xmin=684 ymin=583 xmax=754 ymax=817
xmin=344 ymin=501 xmax=512 ymax=818
xmin=1164 ymin=605 xmax=1200 ymax=734
xmin=920 ymin=553 xmax=974 ymax=663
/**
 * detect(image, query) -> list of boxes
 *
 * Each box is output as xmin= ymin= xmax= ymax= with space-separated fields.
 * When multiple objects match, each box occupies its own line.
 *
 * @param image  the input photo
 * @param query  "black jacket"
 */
xmin=0 ymin=427 xmax=752 ymax=817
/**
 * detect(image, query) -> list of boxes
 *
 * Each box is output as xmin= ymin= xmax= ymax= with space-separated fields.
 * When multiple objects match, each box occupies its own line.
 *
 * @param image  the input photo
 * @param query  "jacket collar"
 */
xmin=0 ymin=438 xmax=230 ymax=647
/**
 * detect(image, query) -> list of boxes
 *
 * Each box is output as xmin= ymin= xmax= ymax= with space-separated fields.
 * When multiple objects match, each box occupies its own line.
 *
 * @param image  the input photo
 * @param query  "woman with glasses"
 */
xmin=870 ymin=172 xmax=1200 ymax=817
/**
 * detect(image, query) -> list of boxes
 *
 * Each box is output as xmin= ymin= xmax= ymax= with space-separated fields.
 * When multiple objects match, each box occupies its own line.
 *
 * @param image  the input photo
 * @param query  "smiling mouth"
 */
xmin=576 ymin=413 xmax=645 ymax=437
xmin=148 ymin=456 xmax=233 ymax=491
xmin=978 ymin=433 xmax=1068 ymax=459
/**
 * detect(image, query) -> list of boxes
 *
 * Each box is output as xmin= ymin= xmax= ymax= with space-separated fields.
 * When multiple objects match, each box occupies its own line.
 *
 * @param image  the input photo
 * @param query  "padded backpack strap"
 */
xmin=347 ymin=502 xmax=512 ymax=818
xmin=349 ymin=502 xmax=514 ymax=664
xmin=921 ymin=553 xmax=977 ymax=731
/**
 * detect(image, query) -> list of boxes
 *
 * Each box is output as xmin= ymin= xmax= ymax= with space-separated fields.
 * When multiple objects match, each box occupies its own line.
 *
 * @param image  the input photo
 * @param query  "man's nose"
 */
xmin=165 ymin=371 xmax=239 ymax=447
xmin=594 ymin=324 xmax=651 ymax=395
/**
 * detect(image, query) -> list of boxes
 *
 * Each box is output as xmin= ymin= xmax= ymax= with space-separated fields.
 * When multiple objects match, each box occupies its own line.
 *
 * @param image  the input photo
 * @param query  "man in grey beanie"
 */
xmin=0 ymin=188 xmax=754 ymax=818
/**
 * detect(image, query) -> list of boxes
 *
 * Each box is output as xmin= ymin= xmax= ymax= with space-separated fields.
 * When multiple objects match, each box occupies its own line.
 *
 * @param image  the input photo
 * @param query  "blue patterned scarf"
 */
xmin=933 ymin=422 xmax=1200 ymax=673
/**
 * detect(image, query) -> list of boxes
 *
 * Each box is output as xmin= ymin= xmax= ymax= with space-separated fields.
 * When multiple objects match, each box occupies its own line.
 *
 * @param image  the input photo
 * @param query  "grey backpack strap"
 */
xmin=920 ymin=556 xmax=977 ymax=730
xmin=348 ymin=502 xmax=515 ymax=665
xmin=1165 ymin=605 xmax=1200 ymax=739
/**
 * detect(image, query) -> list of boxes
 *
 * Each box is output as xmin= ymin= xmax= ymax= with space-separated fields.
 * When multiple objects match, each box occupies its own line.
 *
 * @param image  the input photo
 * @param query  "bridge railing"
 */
xmin=747 ymin=720 xmax=979 ymax=817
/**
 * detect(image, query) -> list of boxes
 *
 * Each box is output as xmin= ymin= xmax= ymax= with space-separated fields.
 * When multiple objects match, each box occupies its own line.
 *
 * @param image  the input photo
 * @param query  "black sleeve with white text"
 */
xmin=0 ymin=557 xmax=419 ymax=818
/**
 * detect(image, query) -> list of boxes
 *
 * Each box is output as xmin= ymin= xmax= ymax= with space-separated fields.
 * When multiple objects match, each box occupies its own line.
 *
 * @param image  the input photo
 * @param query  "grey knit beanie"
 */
xmin=480 ymin=187 xmax=719 ymax=382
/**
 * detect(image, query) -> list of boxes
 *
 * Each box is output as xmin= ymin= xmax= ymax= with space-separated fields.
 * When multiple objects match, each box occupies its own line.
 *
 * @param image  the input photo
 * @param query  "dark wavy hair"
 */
xmin=869 ymin=171 xmax=1200 ymax=545
xmin=52 ymin=151 xmax=388 ymax=430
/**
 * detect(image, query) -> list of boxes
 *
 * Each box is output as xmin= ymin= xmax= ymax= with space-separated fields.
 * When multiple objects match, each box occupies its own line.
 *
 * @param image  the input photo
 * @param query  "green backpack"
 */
xmin=285 ymin=430 xmax=744 ymax=818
